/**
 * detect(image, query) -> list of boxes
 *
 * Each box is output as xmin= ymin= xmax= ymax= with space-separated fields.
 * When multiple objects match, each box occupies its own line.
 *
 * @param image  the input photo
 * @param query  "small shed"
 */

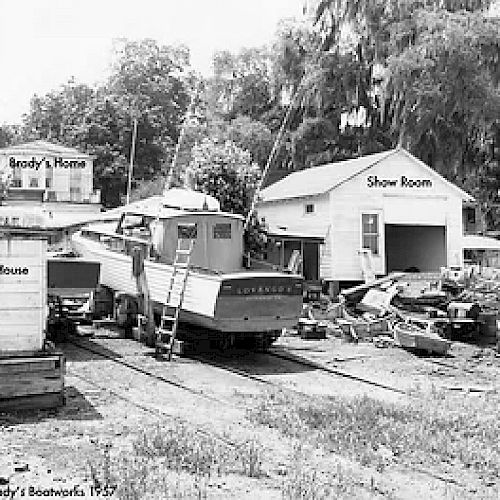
xmin=0 ymin=228 xmax=65 ymax=410
xmin=0 ymin=230 xmax=47 ymax=352
xmin=462 ymin=234 xmax=500 ymax=268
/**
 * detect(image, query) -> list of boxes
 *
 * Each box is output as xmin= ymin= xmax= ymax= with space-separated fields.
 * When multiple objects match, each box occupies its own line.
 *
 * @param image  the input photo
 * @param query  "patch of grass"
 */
xmin=249 ymin=389 xmax=500 ymax=480
xmin=281 ymin=444 xmax=352 ymax=500
xmin=87 ymin=424 xmax=267 ymax=499
xmin=132 ymin=423 xmax=229 ymax=476
xmin=239 ymin=439 xmax=264 ymax=478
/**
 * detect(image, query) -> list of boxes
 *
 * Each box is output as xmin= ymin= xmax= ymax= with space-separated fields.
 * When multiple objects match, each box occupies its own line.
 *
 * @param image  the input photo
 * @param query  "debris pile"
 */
xmin=295 ymin=267 xmax=500 ymax=356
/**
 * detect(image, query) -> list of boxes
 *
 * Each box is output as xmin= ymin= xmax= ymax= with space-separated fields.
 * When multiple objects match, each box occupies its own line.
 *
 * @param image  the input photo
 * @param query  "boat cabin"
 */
xmin=81 ymin=189 xmax=245 ymax=274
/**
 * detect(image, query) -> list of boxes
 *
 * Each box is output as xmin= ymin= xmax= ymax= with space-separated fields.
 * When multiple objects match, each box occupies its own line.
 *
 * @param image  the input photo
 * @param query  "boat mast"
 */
xmin=243 ymin=78 xmax=307 ymax=231
xmin=126 ymin=117 xmax=138 ymax=205
xmin=164 ymin=84 xmax=199 ymax=193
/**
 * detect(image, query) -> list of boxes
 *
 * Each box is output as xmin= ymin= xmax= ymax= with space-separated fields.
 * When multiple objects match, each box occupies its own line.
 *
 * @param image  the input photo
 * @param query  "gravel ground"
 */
xmin=1 ymin=326 xmax=498 ymax=499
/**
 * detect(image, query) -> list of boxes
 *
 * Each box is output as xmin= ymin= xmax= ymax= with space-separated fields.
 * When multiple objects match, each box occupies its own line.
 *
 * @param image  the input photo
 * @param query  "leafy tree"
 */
xmin=211 ymin=48 xmax=275 ymax=121
xmin=186 ymin=138 xmax=260 ymax=216
xmin=186 ymin=137 xmax=268 ymax=256
xmin=20 ymin=39 xmax=192 ymax=206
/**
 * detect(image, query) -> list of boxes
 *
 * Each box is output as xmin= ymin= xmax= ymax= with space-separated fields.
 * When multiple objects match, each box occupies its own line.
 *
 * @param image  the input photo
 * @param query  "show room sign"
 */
xmin=367 ymin=175 xmax=433 ymax=188
xmin=9 ymin=156 xmax=87 ymax=170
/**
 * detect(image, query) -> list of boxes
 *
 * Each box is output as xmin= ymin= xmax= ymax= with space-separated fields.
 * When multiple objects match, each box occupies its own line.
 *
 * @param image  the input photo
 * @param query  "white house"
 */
xmin=0 ymin=140 xmax=100 ymax=206
xmin=257 ymin=148 xmax=473 ymax=289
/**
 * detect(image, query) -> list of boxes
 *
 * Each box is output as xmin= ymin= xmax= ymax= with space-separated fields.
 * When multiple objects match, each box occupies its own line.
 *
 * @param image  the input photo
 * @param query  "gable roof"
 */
xmin=260 ymin=148 xmax=473 ymax=202
xmin=0 ymin=140 xmax=94 ymax=159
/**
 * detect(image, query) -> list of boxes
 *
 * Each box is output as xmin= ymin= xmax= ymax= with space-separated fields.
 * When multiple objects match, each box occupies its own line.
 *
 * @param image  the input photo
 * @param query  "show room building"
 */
xmin=257 ymin=147 xmax=473 ymax=291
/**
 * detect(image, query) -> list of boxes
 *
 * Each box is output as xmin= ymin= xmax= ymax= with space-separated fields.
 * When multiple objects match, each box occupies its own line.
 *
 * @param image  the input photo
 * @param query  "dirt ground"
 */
xmin=1 ymin=326 xmax=499 ymax=499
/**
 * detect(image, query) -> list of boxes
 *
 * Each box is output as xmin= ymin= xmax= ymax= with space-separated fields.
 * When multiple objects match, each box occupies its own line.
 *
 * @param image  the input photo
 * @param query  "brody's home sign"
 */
xmin=9 ymin=156 xmax=86 ymax=170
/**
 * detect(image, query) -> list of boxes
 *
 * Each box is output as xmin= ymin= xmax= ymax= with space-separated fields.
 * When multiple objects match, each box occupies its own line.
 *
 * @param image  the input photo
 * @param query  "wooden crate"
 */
xmin=0 ymin=351 xmax=65 ymax=410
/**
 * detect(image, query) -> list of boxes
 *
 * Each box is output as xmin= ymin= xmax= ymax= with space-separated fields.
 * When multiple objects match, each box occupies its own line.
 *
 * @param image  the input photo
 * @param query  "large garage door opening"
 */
xmin=385 ymin=225 xmax=446 ymax=273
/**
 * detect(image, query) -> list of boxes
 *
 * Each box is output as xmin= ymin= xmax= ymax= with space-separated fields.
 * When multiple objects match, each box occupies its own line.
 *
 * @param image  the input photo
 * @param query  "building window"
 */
xmin=361 ymin=213 xmax=379 ymax=255
xmin=305 ymin=203 xmax=315 ymax=214
xmin=29 ymin=178 xmax=39 ymax=188
xmin=178 ymin=224 xmax=197 ymax=239
xmin=46 ymin=178 xmax=52 ymax=188
xmin=466 ymin=207 xmax=476 ymax=224
xmin=213 ymin=223 xmax=231 ymax=239
xmin=11 ymin=167 xmax=21 ymax=187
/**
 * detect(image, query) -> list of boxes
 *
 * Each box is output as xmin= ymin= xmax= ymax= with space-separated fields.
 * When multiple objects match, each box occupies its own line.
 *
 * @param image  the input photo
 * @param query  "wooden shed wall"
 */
xmin=0 ymin=237 xmax=47 ymax=353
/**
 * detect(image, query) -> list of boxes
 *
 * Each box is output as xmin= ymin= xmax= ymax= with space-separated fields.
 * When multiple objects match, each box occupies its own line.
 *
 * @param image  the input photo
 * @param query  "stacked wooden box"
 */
xmin=0 ymin=351 xmax=65 ymax=410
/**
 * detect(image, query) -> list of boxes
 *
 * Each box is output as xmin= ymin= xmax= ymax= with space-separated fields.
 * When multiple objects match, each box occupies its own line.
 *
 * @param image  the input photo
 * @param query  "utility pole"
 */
xmin=126 ymin=117 xmax=138 ymax=205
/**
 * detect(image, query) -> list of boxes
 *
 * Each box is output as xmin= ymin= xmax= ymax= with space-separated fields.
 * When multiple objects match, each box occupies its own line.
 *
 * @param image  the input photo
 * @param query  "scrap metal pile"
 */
xmin=300 ymin=268 xmax=500 ymax=355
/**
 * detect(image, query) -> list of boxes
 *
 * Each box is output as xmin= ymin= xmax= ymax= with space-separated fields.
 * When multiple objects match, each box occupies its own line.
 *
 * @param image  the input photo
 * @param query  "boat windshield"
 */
xmin=117 ymin=213 xmax=154 ymax=240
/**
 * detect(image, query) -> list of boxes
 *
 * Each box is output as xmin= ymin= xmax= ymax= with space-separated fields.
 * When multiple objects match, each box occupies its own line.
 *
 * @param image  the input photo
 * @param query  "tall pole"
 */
xmin=126 ymin=117 xmax=138 ymax=205
xmin=164 ymin=86 xmax=199 ymax=193
xmin=243 ymin=78 xmax=307 ymax=231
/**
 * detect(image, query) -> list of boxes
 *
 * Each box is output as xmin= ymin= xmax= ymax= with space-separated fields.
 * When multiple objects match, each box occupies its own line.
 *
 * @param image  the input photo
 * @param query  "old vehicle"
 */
xmin=71 ymin=188 xmax=303 ymax=349
xmin=445 ymin=301 xmax=481 ymax=339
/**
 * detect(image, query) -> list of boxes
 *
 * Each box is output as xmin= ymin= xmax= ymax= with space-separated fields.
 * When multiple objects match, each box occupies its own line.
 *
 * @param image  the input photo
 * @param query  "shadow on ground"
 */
xmin=0 ymin=387 xmax=102 ymax=426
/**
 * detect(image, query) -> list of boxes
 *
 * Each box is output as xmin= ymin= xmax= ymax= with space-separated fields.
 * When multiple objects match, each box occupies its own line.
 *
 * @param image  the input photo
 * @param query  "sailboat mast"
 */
xmin=164 ymin=86 xmax=199 ymax=193
xmin=126 ymin=117 xmax=138 ymax=205
xmin=243 ymin=79 xmax=306 ymax=231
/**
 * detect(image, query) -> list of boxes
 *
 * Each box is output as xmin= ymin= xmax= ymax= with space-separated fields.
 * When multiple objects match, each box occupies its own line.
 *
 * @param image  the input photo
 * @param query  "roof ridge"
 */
xmin=261 ymin=149 xmax=397 ymax=201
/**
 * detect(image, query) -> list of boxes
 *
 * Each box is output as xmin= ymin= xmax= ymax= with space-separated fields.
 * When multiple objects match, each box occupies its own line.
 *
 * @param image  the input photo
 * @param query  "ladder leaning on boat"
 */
xmin=155 ymin=232 xmax=195 ymax=360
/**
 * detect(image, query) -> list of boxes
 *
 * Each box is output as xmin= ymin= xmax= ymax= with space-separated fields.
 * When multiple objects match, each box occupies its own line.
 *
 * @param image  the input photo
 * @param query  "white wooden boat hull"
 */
xmin=393 ymin=323 xmax=451 ymax=355
xmin=72 ymin=232 xmax=302 ymax=334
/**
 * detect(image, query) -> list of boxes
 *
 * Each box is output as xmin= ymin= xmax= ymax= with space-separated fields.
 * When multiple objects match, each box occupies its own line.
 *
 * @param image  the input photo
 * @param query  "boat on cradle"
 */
xmin=71 ymin=188 xmax=303 ymax=348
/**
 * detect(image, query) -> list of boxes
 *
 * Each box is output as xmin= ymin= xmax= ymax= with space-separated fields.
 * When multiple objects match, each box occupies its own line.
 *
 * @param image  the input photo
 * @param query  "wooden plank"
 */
xmin=0 ymin=391 xmax=64 ymax=411
xmin=0 ymin=363 xmax=59 ymax=375
xmin=0 ymin=359 xmax=62 ymax=376
xmin=0 ymin=354 xmax=60 ymax=363
xmin=0 ymin=376 xmax=63 ymax=398
xmin=0 ymin=350 xmax=62 ymax=359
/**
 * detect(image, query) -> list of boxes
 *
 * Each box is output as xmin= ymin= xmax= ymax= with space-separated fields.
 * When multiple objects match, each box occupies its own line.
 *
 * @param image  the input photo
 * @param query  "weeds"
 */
xmin=239 ymin=439 xmax=264 ymax=478
xmin=249 ymin=389 xmax=500 ymax=480
xmin=280 ymin=444 xmax=356 ymax=500
xmin=87 ymin=424 xmax=266 ymax=499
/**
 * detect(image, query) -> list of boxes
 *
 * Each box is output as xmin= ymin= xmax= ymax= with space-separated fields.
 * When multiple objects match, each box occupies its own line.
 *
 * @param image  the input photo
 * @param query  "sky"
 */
xmin=0 ymin=0 xmax=305 ymax=125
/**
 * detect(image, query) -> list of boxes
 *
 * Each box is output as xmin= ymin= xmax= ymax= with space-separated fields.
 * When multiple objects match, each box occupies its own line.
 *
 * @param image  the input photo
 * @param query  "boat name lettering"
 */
xmin=0 ymin=264 xmax=29 ymax=275
xmin=367 ymin=175 xmax=432 ymax=188
xmin=9 ymin=156 xmax=86 ymax=170
xmin=234 ymin=285 xmax=292 ymax=295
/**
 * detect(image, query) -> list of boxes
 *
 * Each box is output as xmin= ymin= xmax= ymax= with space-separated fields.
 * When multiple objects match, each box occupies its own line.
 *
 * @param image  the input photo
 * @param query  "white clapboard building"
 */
xmin=0 ymin=140 xmax=100 ymax=206
xmin=257 ymin=148 xmax=473 ymax=289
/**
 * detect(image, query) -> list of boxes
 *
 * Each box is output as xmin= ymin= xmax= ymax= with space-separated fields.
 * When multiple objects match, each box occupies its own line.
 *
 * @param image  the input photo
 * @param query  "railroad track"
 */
xmin=67 ymin=338 xmax=239 ymax=407
xmin=189 ymin=347 xmax=408 ymax=397
xmin=266 ymin=348 xmax=409 ymax=395
xmin=66 ymin=339 xmax=239 ymax=448
xmin=66 ymin=338 xmax=468 ymax=489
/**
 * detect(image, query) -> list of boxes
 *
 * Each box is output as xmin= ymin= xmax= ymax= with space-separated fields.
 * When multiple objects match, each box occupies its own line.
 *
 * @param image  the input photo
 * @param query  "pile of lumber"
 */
xmin=0 ymin=350 xmax=65 ymax=411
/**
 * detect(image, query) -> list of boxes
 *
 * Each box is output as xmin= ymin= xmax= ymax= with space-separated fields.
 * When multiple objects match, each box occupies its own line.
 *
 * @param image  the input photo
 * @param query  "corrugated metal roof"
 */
xmin=0 ymin=140 xmax=94 ymax=159
xmin=261 ymin=150 xmax=394 ymax=202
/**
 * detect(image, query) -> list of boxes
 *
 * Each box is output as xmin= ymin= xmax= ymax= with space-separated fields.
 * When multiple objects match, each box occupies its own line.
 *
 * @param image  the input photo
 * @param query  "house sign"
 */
xmin=367 ymin=175 xmax=433 ymax=188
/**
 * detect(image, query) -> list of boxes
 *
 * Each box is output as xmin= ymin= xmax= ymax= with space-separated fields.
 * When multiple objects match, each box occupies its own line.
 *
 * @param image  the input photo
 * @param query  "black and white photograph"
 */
xmin=0 ymin=0 xmax=499 ymax=498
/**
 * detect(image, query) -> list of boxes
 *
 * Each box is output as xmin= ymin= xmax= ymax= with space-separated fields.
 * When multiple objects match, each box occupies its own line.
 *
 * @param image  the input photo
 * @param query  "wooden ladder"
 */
xmin=155 ymin=236 xmax=195 ymax=360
